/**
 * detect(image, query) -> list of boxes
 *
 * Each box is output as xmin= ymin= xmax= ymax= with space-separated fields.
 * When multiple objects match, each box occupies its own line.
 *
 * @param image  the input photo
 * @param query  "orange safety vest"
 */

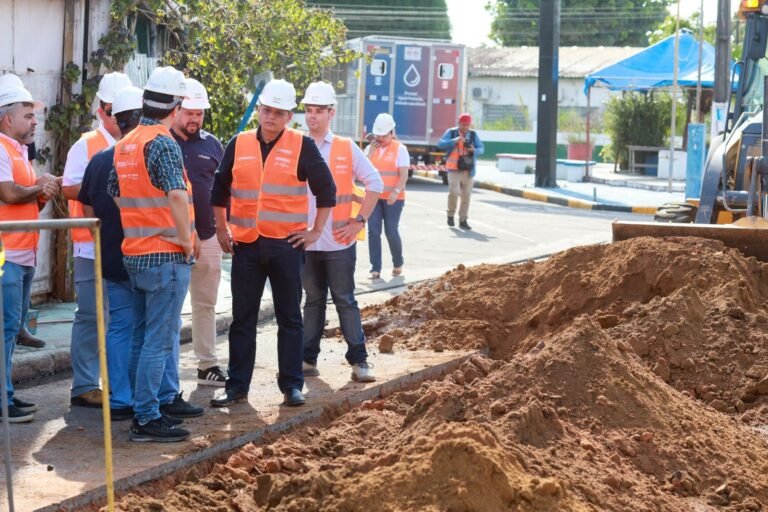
xmin=0 ymin=137 xmax=39 ymax=251
xmin=229 ymin=128 xmax=308 ymax=243
xmin=69 ymin=129 xmax=110 ymax=243
xmin=369 ymin=141 xmax=404 ymax=201
xmin=114 ymin=124 xmax=195 ymax=256
xmin=327 ymin=136 xmax=364 ymax=242
xmin=445 ymin=136 xmax=465 ymax=172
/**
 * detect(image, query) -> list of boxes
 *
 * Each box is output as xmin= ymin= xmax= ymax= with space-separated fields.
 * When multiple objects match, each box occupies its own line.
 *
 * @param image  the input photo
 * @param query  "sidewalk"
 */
xmin=414 ymin=160 xmax=686 ymax=214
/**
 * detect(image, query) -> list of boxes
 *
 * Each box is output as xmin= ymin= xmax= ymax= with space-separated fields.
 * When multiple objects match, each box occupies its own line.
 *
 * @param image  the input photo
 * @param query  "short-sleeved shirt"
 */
xmin=107 ymin=118 xmax=188 ymax=273
xmin=0 ymin=132 xmax=36 ymax=267
xmin=77 ymin=147 xmax=129 ymax=282
xmin=306 ymin=131 xmax=383 ymax=252
xmin=171 ymin=128 xmax=224 ymax=241
xmin=63 ymin=124 xmax=116 ymax=260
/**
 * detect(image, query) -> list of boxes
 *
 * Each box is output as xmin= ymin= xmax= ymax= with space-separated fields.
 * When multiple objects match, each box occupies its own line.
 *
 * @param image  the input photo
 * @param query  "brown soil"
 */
xmin=107 ymin=237 xmax=768 ymax=511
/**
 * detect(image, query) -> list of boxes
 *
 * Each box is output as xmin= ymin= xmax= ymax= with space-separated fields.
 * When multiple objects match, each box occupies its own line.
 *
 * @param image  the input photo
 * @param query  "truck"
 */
xmin=613 ymin=0 xmax=768 ymax=261
xmin=328 ymin=36 xmax=468 ymax=183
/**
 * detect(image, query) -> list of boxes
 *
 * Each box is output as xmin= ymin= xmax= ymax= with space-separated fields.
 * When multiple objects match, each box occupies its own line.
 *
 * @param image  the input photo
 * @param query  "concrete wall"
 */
xmin=1 ymin=0 xmax=111 ymax=296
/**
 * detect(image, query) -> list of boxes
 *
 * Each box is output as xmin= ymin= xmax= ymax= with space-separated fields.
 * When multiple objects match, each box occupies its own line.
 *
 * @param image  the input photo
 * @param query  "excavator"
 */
xmin=612 ymin=0 xmax=768 ymax=260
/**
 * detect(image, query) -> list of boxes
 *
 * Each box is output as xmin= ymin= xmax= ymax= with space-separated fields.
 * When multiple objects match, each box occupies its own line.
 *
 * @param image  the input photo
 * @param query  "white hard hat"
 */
xmin=0 ymin=74 xmax=24 ymax=90
xmin=300 ymin=81 xmax=336 ymax=106
xmin=181 ymin=78 xmax=210 ymax=109
xmin=372 ymin=113 xmax=396 ymax=135
xmin=0 ymin=85 xmax=43 ymax=110
xmin=97 ymin=72 xmax=133 ymax=103
xmin=258 ymin=79 xmax=297 ymax=110
xmin=112 ymin=86 xmax=144 ymax=115
xmin=144 ymin=66 xmax=187 ymax=97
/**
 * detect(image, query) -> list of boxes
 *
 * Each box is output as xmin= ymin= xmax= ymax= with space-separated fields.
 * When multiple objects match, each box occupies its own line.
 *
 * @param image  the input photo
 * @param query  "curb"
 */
xmin=411 ymin=169 xmax=658 ymax=215
xmin=11 ymin=305 xmax=275 ymax=385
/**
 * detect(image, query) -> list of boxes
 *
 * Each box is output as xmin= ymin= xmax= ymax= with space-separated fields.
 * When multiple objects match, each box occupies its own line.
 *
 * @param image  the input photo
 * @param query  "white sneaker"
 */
xmin=351 ymin=361 xmax=376 ymax=382
xmin=303 ymin=361 xmax=320 ymax=377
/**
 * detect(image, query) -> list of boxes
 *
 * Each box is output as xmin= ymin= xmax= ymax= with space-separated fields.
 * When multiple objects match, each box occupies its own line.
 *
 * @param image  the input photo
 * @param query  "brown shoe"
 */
xmin=71 ymin=389 xmax=103 ymax=408
xmin=17 ymin=327 xmax=45 ymax=348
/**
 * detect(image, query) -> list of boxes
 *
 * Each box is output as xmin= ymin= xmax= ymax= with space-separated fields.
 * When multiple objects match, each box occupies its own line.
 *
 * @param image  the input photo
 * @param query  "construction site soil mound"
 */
xmin=106 ymin=237 xmax=768 ymax=511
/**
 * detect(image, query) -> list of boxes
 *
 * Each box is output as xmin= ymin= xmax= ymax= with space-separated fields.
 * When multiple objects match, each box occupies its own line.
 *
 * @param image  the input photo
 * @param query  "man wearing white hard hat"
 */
xmin=210 ymin=78 xmax=336 ymax=408
xmin=108 ymin=66 xmax=202 ymax=442
xmin=171 ymin=78 xmax=226 ymax=387
xmin=365 ymin=112 xmax=410 ymax=280
xmin=63 ymin=71 xmax=133 ymax=410
xmin=77 ymin=85 xmax=144 ymax=421
xmin=299 ymin=81 xmax=382 ymax=383
xmin=0 ymin=74 xmax=43 ymax=349
xmin=0 ymin=78 xmax=60 ymax=422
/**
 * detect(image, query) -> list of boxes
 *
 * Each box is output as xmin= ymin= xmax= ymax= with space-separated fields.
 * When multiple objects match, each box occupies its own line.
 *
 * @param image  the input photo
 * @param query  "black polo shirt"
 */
xmin=77 ymin=147 xmax=129 ymax=282
xmin=210 ymin=128 xmax=336 ymax=209
xmin=171 ymin=128 xmax=224 ymax=241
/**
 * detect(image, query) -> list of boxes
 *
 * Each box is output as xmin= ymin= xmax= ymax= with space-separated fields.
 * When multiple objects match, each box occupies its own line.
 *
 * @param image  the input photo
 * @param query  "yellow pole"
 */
xmin=91 ymin=225 xmax=115 ymax=511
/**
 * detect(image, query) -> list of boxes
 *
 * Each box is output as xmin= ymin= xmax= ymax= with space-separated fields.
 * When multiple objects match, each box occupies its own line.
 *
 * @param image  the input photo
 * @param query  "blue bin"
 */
xmin=642 ymin=154 xmax=658 ymax=176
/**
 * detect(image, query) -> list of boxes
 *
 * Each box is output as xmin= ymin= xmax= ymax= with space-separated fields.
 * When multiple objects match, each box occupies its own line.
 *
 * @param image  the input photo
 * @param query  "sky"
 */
xmin=446 ymin=0 xmax=741 ymax=48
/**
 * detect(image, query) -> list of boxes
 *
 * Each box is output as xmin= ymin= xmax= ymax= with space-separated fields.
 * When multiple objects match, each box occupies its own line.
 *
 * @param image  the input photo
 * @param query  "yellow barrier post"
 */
xmin=0 ymin=218 xmax=114 ymax=512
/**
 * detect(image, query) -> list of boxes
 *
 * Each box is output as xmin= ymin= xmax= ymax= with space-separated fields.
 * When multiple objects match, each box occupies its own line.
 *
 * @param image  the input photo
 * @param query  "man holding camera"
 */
xmin=437 ymin=113 xmax=484 ymax=230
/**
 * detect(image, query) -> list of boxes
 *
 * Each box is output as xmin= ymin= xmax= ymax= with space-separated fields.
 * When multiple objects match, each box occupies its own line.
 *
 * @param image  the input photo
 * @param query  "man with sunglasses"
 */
xmin=62 ymin=71 xmax=132 ymax=410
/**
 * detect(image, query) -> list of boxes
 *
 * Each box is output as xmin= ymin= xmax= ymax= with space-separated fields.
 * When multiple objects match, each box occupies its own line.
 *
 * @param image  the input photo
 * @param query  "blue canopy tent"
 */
xmin=582 ymin=30 xmax=733 ymax=179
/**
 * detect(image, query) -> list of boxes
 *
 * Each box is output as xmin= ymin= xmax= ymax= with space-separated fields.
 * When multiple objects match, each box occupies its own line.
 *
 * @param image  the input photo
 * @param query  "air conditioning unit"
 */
xmin=472 ymin=86 xmax=491 ymax=101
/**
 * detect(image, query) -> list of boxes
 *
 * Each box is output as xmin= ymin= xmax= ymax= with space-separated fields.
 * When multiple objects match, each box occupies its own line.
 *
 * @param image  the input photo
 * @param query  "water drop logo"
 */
xmin=403 ymin=64 xmax=421 ymax=88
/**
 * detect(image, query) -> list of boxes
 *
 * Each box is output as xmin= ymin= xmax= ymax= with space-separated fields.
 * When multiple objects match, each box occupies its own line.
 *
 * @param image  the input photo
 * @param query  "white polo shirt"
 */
xmin=306 ymin=131 xmax=384 ymax=252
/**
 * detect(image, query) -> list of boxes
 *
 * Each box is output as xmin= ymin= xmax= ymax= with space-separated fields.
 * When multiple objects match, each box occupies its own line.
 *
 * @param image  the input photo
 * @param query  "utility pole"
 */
xmin=535 ymin=0 xmax=560 ymax=187
xmin=713 ymin=0 xmax=731 ymax=136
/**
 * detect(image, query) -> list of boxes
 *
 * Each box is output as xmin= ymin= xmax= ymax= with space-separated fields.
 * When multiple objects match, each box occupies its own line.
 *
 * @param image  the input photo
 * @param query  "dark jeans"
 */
xmin=368 ymin=198 xmax=405 ymax=273
xmin=303 ymin=245 xmax=367 ymax=366
xmin=227 ymin=237 xmax=305 ymax=394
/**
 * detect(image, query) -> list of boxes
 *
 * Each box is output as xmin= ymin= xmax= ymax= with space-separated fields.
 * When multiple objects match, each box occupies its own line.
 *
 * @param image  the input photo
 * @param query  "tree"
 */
xmin=159 ymin=0 xmax=354 ymax=139
xmin=306 ymin=0 xmax=451 ymax=40
xmin=489 ymin=0 xmax=672 ymax=47
xmin=647 ymin=13 xmax=715 ymax=46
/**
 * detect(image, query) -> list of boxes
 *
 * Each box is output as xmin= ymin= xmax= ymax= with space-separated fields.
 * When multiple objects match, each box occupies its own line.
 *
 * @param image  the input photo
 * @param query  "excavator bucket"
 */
xmin=612 ymin=220 xmax=768 ymax=262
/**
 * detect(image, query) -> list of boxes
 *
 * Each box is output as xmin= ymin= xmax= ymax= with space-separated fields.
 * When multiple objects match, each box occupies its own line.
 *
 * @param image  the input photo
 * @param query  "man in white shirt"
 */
xmin=62 ymin=72 xmax=132 ymax=409
xmin=0 ymin=79 xmax=59 ymax=422
xmin=299 ymin=82 xmax=383 ymax=382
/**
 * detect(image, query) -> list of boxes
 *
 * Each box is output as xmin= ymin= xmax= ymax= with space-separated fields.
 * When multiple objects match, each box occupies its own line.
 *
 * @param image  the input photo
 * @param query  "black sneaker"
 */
xmin=210 ymin=389 xmax=248 ymax=408
xmin=459 ymin=220 xmax=472 ymax=230
xmin=12 ymin=397 xmax=37 ymax=413
xmin=447 ymin=216 xmax=455 ymax=227
xmin=109 ymin=406 xmax=134 ymax=422
xmin=1 ymin=404 xmax=34 ymax=423
xmin=159 ymin=392 xmax=204 ymax=418
xmin=162 ymin=413 xmax=184 ymax=426
xmin=130 ymin=417 xmax=189 ymax=443
xmin=197 ymin=366 xmax=227 ymax=387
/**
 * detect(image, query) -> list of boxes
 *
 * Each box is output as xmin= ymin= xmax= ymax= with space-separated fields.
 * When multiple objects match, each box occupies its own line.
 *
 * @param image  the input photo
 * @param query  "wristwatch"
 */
xmin=355 ymin=214 xmax=366 ymax=225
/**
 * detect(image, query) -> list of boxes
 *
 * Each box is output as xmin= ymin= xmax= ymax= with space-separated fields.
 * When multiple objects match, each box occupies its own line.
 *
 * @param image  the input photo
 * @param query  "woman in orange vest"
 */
xmin=365 ymin=113 xmax=410 ymax=279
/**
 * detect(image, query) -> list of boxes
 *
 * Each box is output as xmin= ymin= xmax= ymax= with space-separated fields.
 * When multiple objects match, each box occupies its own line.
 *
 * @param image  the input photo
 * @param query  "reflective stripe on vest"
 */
xmin=327 ymin=136 xmax=365 ymax=242
xmin=0 ymin=138 xmax=39 ymax=251
xmin=114 ymin=124 xmax=195 ymax=256
xmin=70 ymin=129 xmax=110 ymax=243
xmin=445 ymin=136 xmax=464 ymax=172
xmin=229 ymin=128 xmax=307 ymax=243
xmin=369 ymin=141 xmax=404 ymax=201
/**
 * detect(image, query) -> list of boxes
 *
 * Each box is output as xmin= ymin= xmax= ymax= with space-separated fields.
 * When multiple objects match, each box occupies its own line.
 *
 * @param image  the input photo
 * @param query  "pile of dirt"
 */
xmin=108 ymin=237 xmax=768 ymax=511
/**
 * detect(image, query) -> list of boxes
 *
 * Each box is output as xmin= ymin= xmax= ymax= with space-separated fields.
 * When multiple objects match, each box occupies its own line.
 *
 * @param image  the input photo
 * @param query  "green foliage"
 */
xmin=489 ymin=0 xmax=672 ymax=47
xmin=166 ymin=0 xmax=354 ymax=138
xmin=306 ymin=0 xmax=451 ymax=40
xmin=484 ymin=115 xmax=529 ymax=131
xmin=603 ymin=91 xmax=683 ymax=168
xmin=647 ymin=13 xmax=715 ymax=45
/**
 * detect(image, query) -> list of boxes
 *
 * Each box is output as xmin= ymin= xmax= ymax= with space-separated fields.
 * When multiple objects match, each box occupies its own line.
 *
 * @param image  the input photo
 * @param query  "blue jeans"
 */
xmin=227 ymin=237 xmax=304 ymax=394
xmin=2 ymin=262 xmax=34 ymax=401
xmin=105 ymin=279 xmax=134 ymax=409
xmin=128 ymin=262 xmax=191 ymax=424
xmin=368 ymin=199 xmax=404 ymax=273
xmin=71 ymin=257 xmax=102 ymax=397
xmin=303 ymin=245 xmax=367 ymax=365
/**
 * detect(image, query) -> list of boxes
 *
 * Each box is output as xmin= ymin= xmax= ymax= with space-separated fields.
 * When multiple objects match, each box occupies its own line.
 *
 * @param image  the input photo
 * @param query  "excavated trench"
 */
xmin=89 ymin=236 xmax=768 ymax=511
